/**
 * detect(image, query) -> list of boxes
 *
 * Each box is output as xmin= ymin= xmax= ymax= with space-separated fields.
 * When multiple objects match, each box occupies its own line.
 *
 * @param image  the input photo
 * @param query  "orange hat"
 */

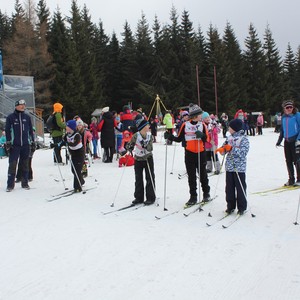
xmin=53 ymin=102 xmax=63 ymax=113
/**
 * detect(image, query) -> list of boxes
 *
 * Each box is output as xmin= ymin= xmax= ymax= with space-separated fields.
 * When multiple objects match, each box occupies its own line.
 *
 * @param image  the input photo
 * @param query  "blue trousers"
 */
xmin=7 ymin=145 xmax=30 ymax=188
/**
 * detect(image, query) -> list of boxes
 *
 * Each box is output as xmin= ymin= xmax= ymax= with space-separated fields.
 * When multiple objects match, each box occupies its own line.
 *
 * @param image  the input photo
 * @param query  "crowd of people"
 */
xmin=2 ymin=99 xmax=300 ymax=215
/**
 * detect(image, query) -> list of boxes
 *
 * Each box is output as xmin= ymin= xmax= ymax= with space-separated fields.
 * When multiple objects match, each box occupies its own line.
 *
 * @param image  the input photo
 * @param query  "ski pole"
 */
xmin=197 ymin=139 xmax=202 ymax=204
xmin=53 ymin=150 xmax=68 ymax=190
xmin=146 ymin=158 xmax=157 ymax=205
xmin=294 ymin=193 xmax=300 ymax=225
xmin=110 ymin=154 xmax=130 ymax=207
xmin=68 ymin=151 xmax=86 ymax=194
xmin=163 ymin=141 xmax=168 ymax=211
xmin=233 ymin=165 xmax=256 ymax=217
xmin=170 ymin=142 xmax=177 ymax=174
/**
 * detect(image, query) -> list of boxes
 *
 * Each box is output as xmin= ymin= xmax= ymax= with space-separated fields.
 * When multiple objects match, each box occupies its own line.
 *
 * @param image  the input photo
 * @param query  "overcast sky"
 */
xmin=1 ymin=0 xmax=299 ymax=56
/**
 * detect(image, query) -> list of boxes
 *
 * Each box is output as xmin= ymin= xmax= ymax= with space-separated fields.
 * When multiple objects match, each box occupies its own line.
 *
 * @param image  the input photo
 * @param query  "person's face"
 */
xmin=16 ymin=100 xmax=26 ymax=111
xmin=284 ymin=105 xmax=294 ymax=114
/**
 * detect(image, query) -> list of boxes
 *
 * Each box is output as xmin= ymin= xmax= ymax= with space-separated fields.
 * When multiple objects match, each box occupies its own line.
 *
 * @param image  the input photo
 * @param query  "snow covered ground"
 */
xmin=0 ymin=128 xmax=300 ymax=300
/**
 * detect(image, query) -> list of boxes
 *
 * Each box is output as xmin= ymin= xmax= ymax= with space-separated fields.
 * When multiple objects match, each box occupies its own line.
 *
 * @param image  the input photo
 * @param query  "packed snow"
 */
xmin=0 ymin=129 xmax=300 ymax=300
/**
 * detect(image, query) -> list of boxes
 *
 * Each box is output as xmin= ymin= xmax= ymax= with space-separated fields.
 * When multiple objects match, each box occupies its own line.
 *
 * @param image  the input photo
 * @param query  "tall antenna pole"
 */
xmin=196 ymin=65 xmax=201 ymax=107
xmin=214 ymin=65 xmax=218 ymax=116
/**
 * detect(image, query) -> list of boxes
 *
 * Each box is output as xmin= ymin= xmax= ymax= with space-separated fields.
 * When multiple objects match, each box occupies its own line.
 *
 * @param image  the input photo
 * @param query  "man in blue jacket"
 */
xmin=276 ymin=100 xmax=300 ymax=186
xmin=5 ymin=99 xmax=35 ymax=192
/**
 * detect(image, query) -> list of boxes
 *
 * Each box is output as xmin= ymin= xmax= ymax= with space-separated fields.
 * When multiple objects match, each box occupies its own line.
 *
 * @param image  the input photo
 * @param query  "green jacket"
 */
xmin=163 ymin=113 xmax=173 ymax=129
xmin=51 ymin=112 xmax=66 ymax=138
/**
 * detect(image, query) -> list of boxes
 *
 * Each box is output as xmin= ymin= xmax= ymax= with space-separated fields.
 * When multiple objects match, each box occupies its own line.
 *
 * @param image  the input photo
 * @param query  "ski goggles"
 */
xmin=284 ymin=106 xmax=293 ymax=110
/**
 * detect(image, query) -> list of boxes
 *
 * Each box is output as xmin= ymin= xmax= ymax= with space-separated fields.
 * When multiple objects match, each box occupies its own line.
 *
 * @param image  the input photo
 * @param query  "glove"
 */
xmin=126 ymin=143 xmax=134 ymax=153
xmin=215 ymin=144 xmax=232 ymax=155
xmin=140 ymin=140 xmax=148 ymax=149
xmin=30 ymin=142 xmax=36 ymax=153
xmin=195 ymin=130 xmax=204 ymax=139
xmin=5 ymin=141 xmax=12 ymax=155
xmin=296 ymin=141 xmax=300 ymax=154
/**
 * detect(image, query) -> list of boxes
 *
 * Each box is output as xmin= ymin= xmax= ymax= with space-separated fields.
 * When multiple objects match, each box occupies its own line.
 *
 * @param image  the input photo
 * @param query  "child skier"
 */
xmin=64 ymin=120 xmax=85 ymax=192
xmin=126 ymin=119 xmax=156 ymax=205
xmin=165 ymin=103 xmax=211 ymax=207
xmin=202 ymin=112 xmax=221 ymax=174
xmin=216 ymin=118 xmax=249 ymax=215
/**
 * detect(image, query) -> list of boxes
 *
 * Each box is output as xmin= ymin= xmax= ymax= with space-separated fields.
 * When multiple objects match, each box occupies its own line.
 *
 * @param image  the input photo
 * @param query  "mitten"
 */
xmin=5 ymin=141 xmax=12 ymax=155
xmin=30 ymin=142 xmax=36 ymax=153
xmin=296 ymin=140 xmax=300 ymax=154
xmin=215 ymin=144 xmax=232 ymax=155
xmin=195 ymin=130 xmax=204 ymax=139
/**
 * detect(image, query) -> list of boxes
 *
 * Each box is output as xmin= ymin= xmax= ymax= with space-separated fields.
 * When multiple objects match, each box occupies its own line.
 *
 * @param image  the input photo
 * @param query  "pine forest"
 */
xmin=0 ymin=0 xmax=300 ymax=120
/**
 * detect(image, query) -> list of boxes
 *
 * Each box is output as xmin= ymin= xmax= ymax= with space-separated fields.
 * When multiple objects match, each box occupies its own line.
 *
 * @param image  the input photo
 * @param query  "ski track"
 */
xmin=0 ymin=131 xmax=300 ymax=299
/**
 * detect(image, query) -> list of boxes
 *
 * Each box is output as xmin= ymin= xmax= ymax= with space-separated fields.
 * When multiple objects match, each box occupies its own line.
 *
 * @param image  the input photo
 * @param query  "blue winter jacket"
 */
xmin=277 ymin=112 xmax=300 ymax=143
xmin=5 ymin=110 xmax=34 ymax=146
xmin=225 ymin=130 xmax=249 ymax=173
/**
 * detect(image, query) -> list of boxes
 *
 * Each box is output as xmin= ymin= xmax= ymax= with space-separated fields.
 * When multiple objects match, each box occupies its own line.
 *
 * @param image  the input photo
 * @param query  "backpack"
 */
xmin=46 ymin=113 xmax=57 ymax=132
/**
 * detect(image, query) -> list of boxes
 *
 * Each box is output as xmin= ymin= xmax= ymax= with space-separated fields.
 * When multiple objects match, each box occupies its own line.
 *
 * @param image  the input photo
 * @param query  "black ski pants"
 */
xmin=185 ymin=150 xmax=210 ymax=198
xmin=225 ymin=171 xmax=247 ymax=212
xmin=284 ymin=139 xmax=300 ymax=183
xmin=134 ymin=156 xmax=155 ymax=202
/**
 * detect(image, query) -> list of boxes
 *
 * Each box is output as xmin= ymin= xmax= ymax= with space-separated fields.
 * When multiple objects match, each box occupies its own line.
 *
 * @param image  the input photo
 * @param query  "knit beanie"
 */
xmin=181 ymin=110 xmax=189 ymax=117
xmin=76 ymin=119 xmax=84 ymax=127
xmin=188 ymin=103 xmax=203 ymax=117
xmin=53 ymin=103 xmax=63 ymax=113
xmin=229 ymin=119 xmax=243 ymax=132
xmin=66 ymin=120 xmax=77 ymax=131
xmin=15 ymin=99 xmax=26 ymax=106
xmin=136 ymin=119 xmax=149 ymax=131
xmin=201 ymin=112 xmax=209 ymax=119
xmin=282 ymin=100 xmax=294 ymax=108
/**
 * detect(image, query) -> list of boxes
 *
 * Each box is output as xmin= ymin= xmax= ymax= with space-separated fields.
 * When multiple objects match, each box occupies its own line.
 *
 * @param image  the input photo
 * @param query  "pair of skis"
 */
xmin=253 ymin=185 xmax=300 ymax=195
xmin=47 ymin=186 xmax=97 ymax=201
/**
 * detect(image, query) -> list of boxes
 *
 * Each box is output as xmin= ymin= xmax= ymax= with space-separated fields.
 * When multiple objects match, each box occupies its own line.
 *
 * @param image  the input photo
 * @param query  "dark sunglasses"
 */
xmin=284 ymin=106 xmax=293 ymax=109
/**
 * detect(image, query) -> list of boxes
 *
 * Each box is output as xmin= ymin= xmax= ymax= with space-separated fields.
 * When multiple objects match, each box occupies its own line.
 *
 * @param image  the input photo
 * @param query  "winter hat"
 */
xmin=229 ymin=119 xmax=243 ymax=132
xmin=181 ymin=110 xmax=189 ymax=117
xmin=282 ymin=100 xmax=294 ymax=108
xmin=15 ymin=99 xmax=26 ymax=106
xmin=136 ymin=119 xmax=149 ymax=131
xmin=188 ymin=103 xmax=203 ymax=117
xmin=102 ymin=107 xmax=109 ymax=113
xmin=201 ymin=112 xmax=209 ymax=119
xmin=66 ymin=120 xmax=77 ymax=131
xmin=53 ymin=102 xmax=63 ymax=113
xmin=76 ymin=119 xmax=84 ymax=126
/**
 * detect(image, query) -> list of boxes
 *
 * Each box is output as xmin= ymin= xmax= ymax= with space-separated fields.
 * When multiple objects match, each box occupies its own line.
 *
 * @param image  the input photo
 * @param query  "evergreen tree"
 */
xmin=134 ymin=12 xmax=155 ymax=108
xmin=283 ymin=43 xmax=297 ymax=99
xmin=179 ymin=10 xmax=197 ymax=103
xmin=222 ymin=22 xmax=246 ymax=116
xmin=263 ymin=24 xmax=284 ymax=113
xmin=119 ymin=21 xmax=138 ymax=107
xmin=194 ymin=26 xmax=208 ymax=108
xmin=3 ymin=0 xmax=35 ymax=75
xmin=243 ymin=23 xmax=268 ymax=112
xmin=93 ymin=21 xmax=109 ymax=107
xmin=105 ymin=32 xmax=121 ymax=109
xmin=0 ymin=11 xmax=12 ymax=50
xmin=294 ymin=47 xmax=300 ymax=103
xmin=34 ymin=0 xmax=53 ymax=110
xmin=205 ymin=24 xmax=225 ymax=114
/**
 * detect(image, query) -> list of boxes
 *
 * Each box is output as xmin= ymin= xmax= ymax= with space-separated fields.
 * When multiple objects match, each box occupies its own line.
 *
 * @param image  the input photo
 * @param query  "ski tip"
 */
xmin=251 ymin=213 xmax=256 ymax=218
xmin=155 ymin=216 xmax=161 ymax=220
xmin=183 ymin=213 xmax=189 ymax=217
xmin=206 ymin=223 xmax=212 ymax=227
xmin=294 ymin=221 xmax=299 ymax=225
xmin=222 ymin=225 xmax=228 ymax=229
